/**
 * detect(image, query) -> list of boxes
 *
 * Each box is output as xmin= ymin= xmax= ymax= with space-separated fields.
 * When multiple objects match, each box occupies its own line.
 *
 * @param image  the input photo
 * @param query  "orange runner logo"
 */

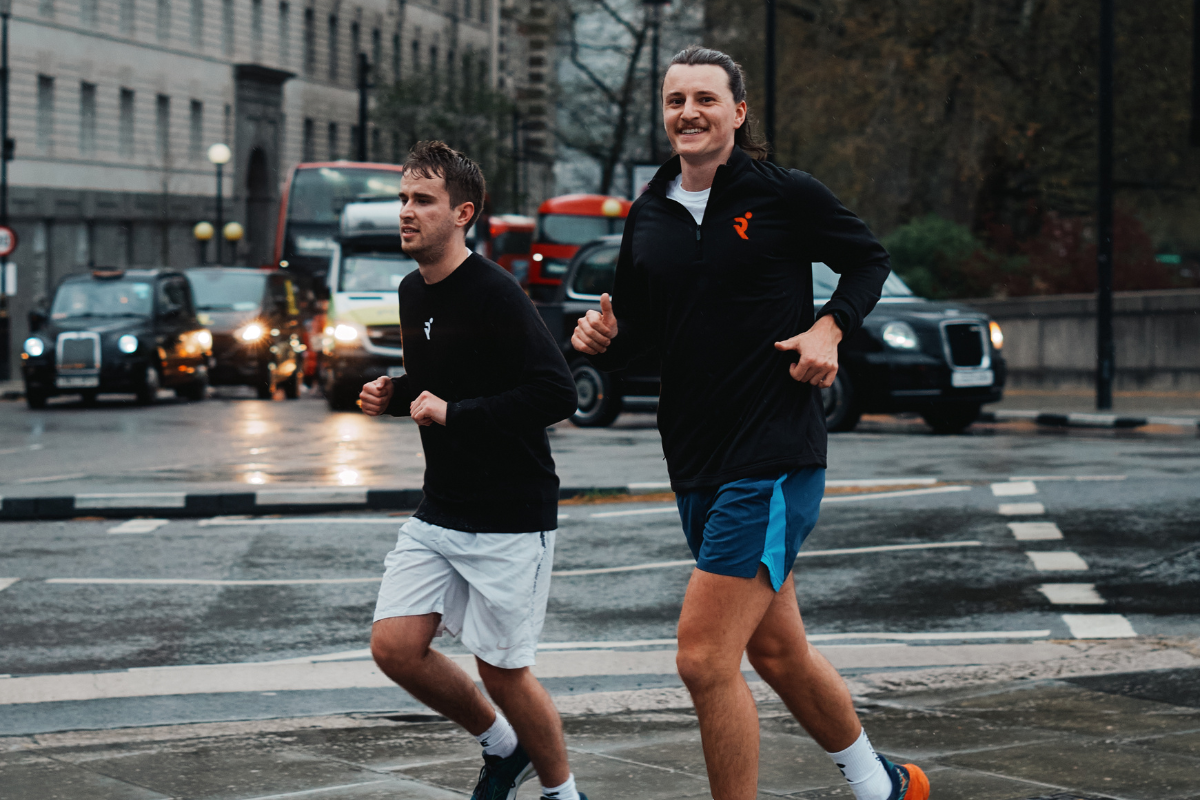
xmin=734 ymin=211 xmax=753 ymax=239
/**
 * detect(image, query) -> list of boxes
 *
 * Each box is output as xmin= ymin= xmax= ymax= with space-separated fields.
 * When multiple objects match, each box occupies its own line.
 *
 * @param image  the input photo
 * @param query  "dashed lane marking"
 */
xmin=992 ymin=481 xmax=1037 ymax=497
xmin=198 ymin=516 xmax=409 ymax=527
xmin=999 ymin=502 xmax=1045 ymax=516
xmin=1009 ymin=475 xmax=1126 ymax=482
xmin=588 ymin=506 xmax=677 ymax=519
xmin=78 ymin=493 xmax=186 ymax=509
xmin=553 ymin=541 xmax=984 ymax=576
xmin=107 ymin=519 xmax=170 ymax=535
xmin=1026 ymin=551 xmax=1089 ymax=572
xmin=1038 ymin=583 xmax=1105 ymax=605
xmin=0 ymin=579 xmax=18 ymax=593
xmin=1062 ymin=614 xmax=1137 ymax=639
xmin=1008 ymin=521 xmax=1062 ymax=540
xmin=46 ymin=577 xmax=382 ymax=587
xmin=588 ymin=484 xmax=973 ymax=518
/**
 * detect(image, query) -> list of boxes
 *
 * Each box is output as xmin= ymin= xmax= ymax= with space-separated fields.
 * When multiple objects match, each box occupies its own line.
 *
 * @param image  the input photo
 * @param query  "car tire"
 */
xmin=282 ymin=370 xmax=301 ymax=400
xmin=823 ymin=371 xmax=862 ymax=432
xmin=570 ymin=360 xmax=621 ymax=428
xmin=325 ymin=381 xmax=360 ymax=412
xmin=922 ymin=403 xmax=982 ymax=435
xmin=136 ymin=365 xmax=160 ymax=405
xmin=80 ymin=391 xmax=99 ymax=406
xmin=25 ymin=390 xmax=47 ymax=410
xmin=176 ymin=375 xmax=208 ymax=402
xmin=255 ymin=370 xmax=276 ymax=400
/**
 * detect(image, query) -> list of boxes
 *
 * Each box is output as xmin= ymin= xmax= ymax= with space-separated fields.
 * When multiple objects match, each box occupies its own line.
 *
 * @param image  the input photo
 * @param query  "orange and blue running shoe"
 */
xmin=882 ymin=756 xmax=930 ymax=800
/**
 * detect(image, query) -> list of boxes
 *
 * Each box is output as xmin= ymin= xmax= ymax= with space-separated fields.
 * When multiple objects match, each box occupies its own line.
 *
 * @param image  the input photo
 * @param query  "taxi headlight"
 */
xmin=334 ymin=323 xmax=360 ymax=343
xmin=23 ymin=337 xmax=45 ymax=357
xmin=196 ymin=329 xmax=213 ymax=351
xmin=882 ymin=321 xmax=919 ymax=350
xmin=240 ymin=323 xmax=265 ymax=342
xmin=989 ymin=320 xmax=1004 ymax=350
xmin=118 ymin=334 xmax=139 ymax=354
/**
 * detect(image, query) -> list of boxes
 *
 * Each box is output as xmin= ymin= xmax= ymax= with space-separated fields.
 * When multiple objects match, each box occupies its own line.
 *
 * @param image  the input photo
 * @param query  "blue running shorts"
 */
xmin=677 ymin=468 xmax=824 ymax=591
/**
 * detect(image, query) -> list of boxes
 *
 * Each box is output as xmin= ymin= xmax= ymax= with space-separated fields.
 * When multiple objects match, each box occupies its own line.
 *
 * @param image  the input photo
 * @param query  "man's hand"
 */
xmin=571 ymin=293 xmax=618 ymax=355
xmin=410 ymin=391 xmax=448 ymax=426
xmin=774 ymin=315 xmax=843 ymax=388
xmin=359 ymin=377 xmax=393 ymax=416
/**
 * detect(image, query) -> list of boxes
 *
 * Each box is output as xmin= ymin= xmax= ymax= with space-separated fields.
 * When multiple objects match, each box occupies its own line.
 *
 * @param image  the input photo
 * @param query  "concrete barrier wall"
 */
xmin=965 ymin=289 xmax=1200 ymax=392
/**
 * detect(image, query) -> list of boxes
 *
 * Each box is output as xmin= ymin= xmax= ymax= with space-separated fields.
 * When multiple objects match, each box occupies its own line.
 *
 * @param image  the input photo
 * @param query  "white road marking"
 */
xmin=589 ymin=485 xmax=973 ymax=518
xmin=825 ymin=477 xmax=938 ymax=487
xmin=1074 ymin=475 xmax=1128 ymax=481
xmin=557 ymin=513 xmax=570 ymax=519
xmin=991 ymin=481 xmax=1037 ymax=497
xmin=626 ymin=481 xmax=672 ymax=492
xmin=999 ymin=502 xmax=1045 ymax=516
xmin=1026 ymin=551 xmax=1089 ymax=572
xmin=553 ymin=541 xmax=983 ymax=576
xmin=77 ymin=493 xmax=186 ymax=509
xmin=199 ymin=516 xmax=408 ymax=527
xmin=107 ymin=519 xmax=170 ymax=535
xmin=0 ymin=578 xmax=19 ymax=593
xmin=1009 ymin=475 xmax=1125 ymax=482
xmin=1039 ymin=583 xmax=1105 ymax=605
xmin=12 ymin=473 xmax=87 ymax=484
xmin=589 ymin=506 xmax=676 ymax=519
xmin=1008 ymin=521 xmax=1063 ymax=540
xmin=244 ymin=780 xmax=397 ymax=800
xmin=1062 ymin=614 xmax=1137 ymax=639
xmin=255 ymin=488 xmax=368 ymax=506
xmin=46 ymin=577 xmax=382 ymax=587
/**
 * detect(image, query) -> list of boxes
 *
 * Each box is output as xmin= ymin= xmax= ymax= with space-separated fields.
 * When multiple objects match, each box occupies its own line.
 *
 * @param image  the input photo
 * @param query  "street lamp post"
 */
xmin=764 ymin=0 xmax=776 ymax=159
xmin=643 ymin=0 xmax=669 ymax=164
xmin=207 ymin=143 xmax=232 ymax=264
xmin=1096 ymin=0 xmax=1115 ymax=410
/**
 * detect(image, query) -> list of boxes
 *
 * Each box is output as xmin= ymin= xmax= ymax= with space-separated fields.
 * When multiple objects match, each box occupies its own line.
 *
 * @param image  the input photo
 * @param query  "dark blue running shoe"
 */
xmin=470 ymin=743 xmax=535 ymax=800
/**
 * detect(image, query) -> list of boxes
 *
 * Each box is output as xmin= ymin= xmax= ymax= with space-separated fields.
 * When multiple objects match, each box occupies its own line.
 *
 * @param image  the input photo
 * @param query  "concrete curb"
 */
xmin=978 ymin=409 xmax=1200 ymax=430
xmin=0 ymin=483 xmax=676 ymax=521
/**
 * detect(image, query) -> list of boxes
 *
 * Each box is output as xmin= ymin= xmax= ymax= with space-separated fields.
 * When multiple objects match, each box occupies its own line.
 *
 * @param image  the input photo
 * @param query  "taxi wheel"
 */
xmin=136 ymin=366 xmax=160 ymax=405
xmin=25 ymin=390 xmax=47 ymax=410
xmin=255 ymin=372 xmax=276 ymax=400
xmin=282 ymin=371 xmax=301 ymax=400
xmin=823 ymin=371 xmax=862 ymax=432
xmin=325 ymin=381 xmax=360 ymax=412
xmin=570 ymin=361 xmax=621 ymax=428
xmin=80 ymin=391 xmax=99 ymax=406
xmin=922 ymin=403 xmax=981 ymax=435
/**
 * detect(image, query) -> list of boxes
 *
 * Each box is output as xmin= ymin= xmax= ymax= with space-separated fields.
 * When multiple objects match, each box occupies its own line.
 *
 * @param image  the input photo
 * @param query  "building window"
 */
xmin=328 ymin=15 xmax=339 ymax=82
xmin=327 ymin=122 xmax=338 ymax=160
xmin=119 ymin=88 xmax=135 ymax=158
xmin=81 ymin=0 xmax=98 ymax=27
xmin=223 ymin=0 xmax=235 ymax=57
xmin=80 ymin=82 xmax=97 ymax=156
xmin=302 ymin=117 xmax=314 ymax=161
xmin=157 ymin=0 xmax=171 ymax=41
xmin=480 ymin=0 xmax=486 ymax=23
xmin=371 ymin=127 xmax=380 ymax=161
xmin=191 ymin=0 xmax=204 ymax=48
xmin=430 ymin=44 xmax=437 ymax=83
xmin=119 ymin=0 xmax=135 ymax=34
xmin=463 ymin=0 xmax=470 ymax=19
xmin=391 ymin=130 xmax=400 ymax=163
xmin=411 ymin=38 xmax=420 ymax=71
xmin=350 ymin=20 xmax=360 ymax=59
xmin=349 ymin=124 xmax=359 ymax=158
xmin=189 ymin=100 xmax=203 ymax=161
xmin=278 ymin=2 xmax=291 ymax=66
xmin=223 ymin=103 xmax=232 ymax=143
xmin=156 ymin=95 xmax=171 ymax=163
xmin=303 ymin=8 xmax=315 ymax=76
xmin=38 ymin=0 xmax=54 ymax=18
xmin=37 ymin=75 xmax=54 ymax=154
xmin=251 ymin=0 xmax=263 ymax=53
xmin=391 ymin=32 xmax=400 ymax=81
xmin=371 ymin=28 xmax=381 ymax=72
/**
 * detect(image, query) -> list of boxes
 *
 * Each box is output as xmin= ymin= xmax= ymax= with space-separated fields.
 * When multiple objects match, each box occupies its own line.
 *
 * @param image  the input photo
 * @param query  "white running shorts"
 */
xmin=373 ymin=517 xmax=556 ymax=669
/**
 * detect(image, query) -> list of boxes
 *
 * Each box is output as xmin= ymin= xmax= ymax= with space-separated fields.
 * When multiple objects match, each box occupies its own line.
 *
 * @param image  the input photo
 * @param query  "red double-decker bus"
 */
xmin=480 ymin=214 xmax=535 ymax=279
xmin=527 ymin=194 xmax=630 ymax=301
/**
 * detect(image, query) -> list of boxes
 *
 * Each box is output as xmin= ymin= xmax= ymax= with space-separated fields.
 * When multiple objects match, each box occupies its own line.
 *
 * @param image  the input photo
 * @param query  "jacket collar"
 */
xmin=646 ymin=146 xmax=753 ymax=199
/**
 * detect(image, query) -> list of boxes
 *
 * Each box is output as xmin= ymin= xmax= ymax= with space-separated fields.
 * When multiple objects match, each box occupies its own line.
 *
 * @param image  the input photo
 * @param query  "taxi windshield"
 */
xmin=339 ymin=253 xmax=420 ymax=292
xmin=51 ymin=280 xmax=153 ymax=319
xmin=187 ymin=270 xmax=267 ymax=311
xmin=812 ymin=262 xmax=915 ymax=299
xmin=537 ymin=214 xmax=624 ymax=246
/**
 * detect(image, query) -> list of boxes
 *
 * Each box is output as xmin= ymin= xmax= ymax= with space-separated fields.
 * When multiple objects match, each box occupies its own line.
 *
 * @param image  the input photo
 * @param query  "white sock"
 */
xmin=475 ymin=713 xmax=518 ymax=759
xmin=541 ymin=773 xmax=579 ymax=800
xmin=827 ymin=729 xmax=893 ymax=800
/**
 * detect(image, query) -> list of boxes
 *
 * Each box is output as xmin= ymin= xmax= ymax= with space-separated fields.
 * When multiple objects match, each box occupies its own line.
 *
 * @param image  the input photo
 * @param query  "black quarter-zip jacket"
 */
xmin=385 ymin=253 xmax=578 ymax=532
xmin=589 ymin=149 xmax=890 ymax=491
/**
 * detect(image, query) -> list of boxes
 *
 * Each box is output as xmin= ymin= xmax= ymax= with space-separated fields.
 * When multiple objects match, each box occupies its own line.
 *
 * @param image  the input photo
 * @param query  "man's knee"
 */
xmin=370 ymin=623 xmax=428 ymax=673
xmin=676 ymin=640 xmax=740 ymax=692
xmin=746 ymin=636 xmax=812 ymax=684
xmin=476 ymin=660 xmax=530 ymax=692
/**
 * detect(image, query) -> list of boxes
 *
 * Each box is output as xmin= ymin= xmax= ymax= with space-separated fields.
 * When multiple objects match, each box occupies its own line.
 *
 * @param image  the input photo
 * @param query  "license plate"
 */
xmin=57 ymin=375 xmax=100 ymax=388
xmin=952 ymin=369 xmax=993 ymax=388
xmin=386 ymin=366 xmax=406 ymax=378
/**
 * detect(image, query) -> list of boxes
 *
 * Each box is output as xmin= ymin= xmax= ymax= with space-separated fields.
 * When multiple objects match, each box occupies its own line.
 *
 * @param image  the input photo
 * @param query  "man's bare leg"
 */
xmin=478 ymin=660 xmax=571 ymax=787
xmin=675 ymin=565 xmax=780 ymax=800
xmin=370 ymin=615 xmax=496 ymax=736
xmin=744 ymin=572 xmax=861 ymax=750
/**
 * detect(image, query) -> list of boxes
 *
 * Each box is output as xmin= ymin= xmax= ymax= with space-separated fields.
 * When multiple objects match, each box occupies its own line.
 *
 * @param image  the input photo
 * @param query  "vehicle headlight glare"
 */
xmin=334 ymin=324 xmax=359 ymax=342
xmin=196 ymin=329 xmax=213 ymax=351
xmin=240 ymin=323 xmax=265 ymax=341
xmin=118 ymin=334 xmax=139 ymax=354
xmin=882 ymin=321 xmax=919 ymax=350
xmin=23 ymin=337 xmax=45 ymax=357
xmin=989 ymin=320 xmax=1004 ymax=350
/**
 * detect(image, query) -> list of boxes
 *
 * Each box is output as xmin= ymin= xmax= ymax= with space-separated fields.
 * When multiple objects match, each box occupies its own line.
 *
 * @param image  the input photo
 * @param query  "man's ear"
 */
xmin=455 ymin=201 xmax=476 ymax=228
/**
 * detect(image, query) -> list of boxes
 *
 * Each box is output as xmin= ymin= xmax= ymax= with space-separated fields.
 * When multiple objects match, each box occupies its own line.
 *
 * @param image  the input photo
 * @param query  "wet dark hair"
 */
xmin=666 ymin=45 xmax=771 ymax=161
xmin=402 ymin=140 xmax=486 ymax=228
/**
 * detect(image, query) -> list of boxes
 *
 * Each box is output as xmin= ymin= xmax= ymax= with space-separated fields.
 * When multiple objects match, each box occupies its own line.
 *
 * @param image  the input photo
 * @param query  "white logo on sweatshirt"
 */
xmin=424 ymin=318 xmax=433 ymax=339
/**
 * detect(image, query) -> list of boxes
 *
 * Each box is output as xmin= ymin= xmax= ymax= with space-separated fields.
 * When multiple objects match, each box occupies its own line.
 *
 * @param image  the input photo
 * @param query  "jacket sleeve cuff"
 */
xmin=817 ymin=300 xmax=856 ymax=336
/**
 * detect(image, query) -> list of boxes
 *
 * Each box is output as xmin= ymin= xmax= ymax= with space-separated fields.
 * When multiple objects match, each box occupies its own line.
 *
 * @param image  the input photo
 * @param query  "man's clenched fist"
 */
xmin=360 ymin=376 xmax=393 ymax=416
xmin=410 ymin=391 xmax=448 ymax=426
xmin=774 ymin=314 xmax=843 ymax=389
xmin=572 ymin=292 xmax=618 ymax=355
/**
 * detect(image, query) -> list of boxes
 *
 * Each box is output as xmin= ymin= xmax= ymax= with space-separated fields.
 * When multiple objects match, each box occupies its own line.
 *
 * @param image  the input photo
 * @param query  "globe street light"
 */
xmin=207 ymin=143 xmax=232 ymax=264
xmin=193 ymin=221 xmax=214 ymax=264
xmin=223 ymin=221 xmax=244 ymax=264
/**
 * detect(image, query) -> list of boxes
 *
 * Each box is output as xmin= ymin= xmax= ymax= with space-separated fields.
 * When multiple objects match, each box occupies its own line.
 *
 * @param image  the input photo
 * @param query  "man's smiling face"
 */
xmin=662 ymin=63 xmax=746 ymax=162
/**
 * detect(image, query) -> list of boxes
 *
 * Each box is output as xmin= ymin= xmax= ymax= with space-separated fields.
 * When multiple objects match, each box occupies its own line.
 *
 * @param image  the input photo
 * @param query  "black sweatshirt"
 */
xmin=590 ymin=149 xmax=890 ymax=491
xmin=385 ymin=253 xmax=577 ymax=532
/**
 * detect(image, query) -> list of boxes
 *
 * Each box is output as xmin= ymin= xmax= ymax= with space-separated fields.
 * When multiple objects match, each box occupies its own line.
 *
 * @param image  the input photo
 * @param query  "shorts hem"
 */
xmin=372 ymin=602 xmax=447 ymax=626
xmin=694 ymin=560 xmax=762 ymax=581
xmin=468 ymin=648 xmax=538 ymax=670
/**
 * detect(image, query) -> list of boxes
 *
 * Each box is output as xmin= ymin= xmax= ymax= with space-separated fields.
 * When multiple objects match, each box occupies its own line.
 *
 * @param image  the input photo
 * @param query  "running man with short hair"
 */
xmin=572 ymin=46 xmax=929 ymax=800
xmin=361 ymin=141 xmax=586 ymax=800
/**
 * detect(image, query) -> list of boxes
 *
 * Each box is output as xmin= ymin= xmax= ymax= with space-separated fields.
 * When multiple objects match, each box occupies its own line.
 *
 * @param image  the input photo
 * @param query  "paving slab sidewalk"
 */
xmin=4 ymin=644 xmax=1199 ymax=800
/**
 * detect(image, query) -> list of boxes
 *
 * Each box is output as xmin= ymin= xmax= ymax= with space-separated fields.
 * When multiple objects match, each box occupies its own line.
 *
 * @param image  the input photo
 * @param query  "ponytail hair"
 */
xmin=667 ymin=45 xmax=771 ymax=161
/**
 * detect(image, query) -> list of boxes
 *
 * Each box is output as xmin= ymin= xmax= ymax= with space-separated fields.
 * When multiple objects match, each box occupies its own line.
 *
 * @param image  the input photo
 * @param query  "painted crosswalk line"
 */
xmin=107 ymin=519 xmax=170 ymax=535
xmin=1039 ymin=583 xmax=1105 ymax=605
xmin=999 ymin=502 xmax=1045 ymax=516
xmin=1008 ymin=521 xmax=1062 ymax=540
xmin=992 ymin=481 xmax=1037 ymax=497
xmin=1062 ymin=614 xmax=1137 ymax=639
xmin=1026 ymin=551 xmax=1089 ymax=571
xmin=0 ymin=578 xmax=18 ymax=593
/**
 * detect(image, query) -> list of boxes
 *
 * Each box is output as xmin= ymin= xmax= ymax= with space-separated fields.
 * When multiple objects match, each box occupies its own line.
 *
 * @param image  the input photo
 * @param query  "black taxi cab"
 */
xmin=21 ymin=268 xmax=213 ymax=408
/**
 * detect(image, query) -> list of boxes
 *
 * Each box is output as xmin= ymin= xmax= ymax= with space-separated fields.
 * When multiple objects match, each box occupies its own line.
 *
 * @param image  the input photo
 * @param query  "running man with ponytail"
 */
xmin=572 ymin=46 xmax=929 ymax=800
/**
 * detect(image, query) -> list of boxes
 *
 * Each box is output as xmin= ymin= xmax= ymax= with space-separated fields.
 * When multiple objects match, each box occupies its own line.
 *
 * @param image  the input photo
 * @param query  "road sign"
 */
xmin=0 ymin=226 xmax=16 ymax=258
